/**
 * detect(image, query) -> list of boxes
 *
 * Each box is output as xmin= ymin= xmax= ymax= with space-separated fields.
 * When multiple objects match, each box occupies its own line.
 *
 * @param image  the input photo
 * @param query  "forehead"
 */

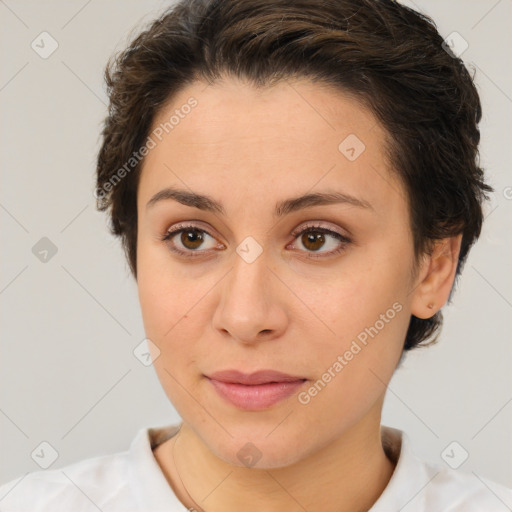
xmin=138 ymin=77 xmax=406 ymax=217
xmin=150 ymin=77 xmax=383 ymax=152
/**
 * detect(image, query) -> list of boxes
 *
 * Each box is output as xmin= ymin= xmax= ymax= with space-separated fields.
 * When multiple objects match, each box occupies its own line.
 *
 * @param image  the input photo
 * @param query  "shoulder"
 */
xmin=420 ymin=460 xmax=512 ymax=511
xmin=378 ymin=426 xmax=512 ymax=511
xmin=0 ymin=449 xmax=134 ymax=512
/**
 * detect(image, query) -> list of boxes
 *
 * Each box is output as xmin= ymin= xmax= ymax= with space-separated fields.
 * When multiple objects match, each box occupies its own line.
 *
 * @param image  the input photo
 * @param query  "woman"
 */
xmin=1 ymin=0 xmax=510 ymax=510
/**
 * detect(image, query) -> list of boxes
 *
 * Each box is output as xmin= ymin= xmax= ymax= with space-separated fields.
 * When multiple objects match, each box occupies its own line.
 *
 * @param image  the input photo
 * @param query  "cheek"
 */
xmin=136 ymin=244 xmax=214 ymax=372
xmin=298 ymin=253 xmax=411 ymax=397
xmin=136 ymin=258 xmax=206 ymax=416
xmin=136 ymin=239 xmax=190 ymax=330
xmin=137 ymin=274 xmax=200 ymax=352
xmin=296 ymin=302 xmax=407 ymax=435
xmin=303 ymin=251 xmax=411 ymax=345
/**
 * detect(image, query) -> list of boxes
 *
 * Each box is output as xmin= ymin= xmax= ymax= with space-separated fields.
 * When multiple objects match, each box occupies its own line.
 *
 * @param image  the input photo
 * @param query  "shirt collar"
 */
xmin=128 ymin=423 xmax=188 ymax=511
xmin=371 ymin=425 xmax=437 ymax=511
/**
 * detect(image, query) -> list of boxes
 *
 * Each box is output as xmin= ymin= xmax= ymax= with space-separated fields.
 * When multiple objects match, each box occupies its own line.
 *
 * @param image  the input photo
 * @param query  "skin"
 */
xmin=136 ymin=76 xmax=461 ymax=512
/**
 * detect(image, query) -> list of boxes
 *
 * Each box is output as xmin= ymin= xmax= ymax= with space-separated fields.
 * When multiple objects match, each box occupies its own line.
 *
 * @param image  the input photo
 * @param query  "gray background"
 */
xmin=1 ymin=0 xmax=511 ymax=489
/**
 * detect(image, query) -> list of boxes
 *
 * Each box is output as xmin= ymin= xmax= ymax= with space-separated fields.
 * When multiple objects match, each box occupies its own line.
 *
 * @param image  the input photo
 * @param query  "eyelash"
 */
xmin=161 ymin=222 xmax=352 ymax=260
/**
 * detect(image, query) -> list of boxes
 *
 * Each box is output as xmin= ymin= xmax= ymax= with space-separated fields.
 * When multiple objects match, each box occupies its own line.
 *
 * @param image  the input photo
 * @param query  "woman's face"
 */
xmin=136 ymin=77 xmax=418 ymax=468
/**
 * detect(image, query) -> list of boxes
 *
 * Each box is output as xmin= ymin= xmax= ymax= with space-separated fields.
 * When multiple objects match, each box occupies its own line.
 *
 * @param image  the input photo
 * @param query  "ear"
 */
xmin=410 ymin=234 xmax=462 ymax=319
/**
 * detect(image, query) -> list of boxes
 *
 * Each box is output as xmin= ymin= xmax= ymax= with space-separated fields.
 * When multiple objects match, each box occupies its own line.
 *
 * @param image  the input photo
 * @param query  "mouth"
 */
xmin=205 ymin=369 xmax=307 ymax=410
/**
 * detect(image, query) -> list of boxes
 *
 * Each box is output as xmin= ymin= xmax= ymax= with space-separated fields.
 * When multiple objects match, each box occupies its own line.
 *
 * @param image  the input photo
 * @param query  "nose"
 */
xmin=212 ymin=249 xmax=288 ymax=345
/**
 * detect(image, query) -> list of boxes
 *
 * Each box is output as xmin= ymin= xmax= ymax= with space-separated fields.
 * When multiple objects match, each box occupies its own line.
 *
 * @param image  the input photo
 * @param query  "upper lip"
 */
xmin=207 ymin=369 xmax=306 ymax=385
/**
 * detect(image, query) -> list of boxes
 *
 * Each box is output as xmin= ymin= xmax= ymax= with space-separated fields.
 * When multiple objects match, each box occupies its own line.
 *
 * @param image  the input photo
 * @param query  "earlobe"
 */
xmin=410 ymin=235 xmax=462 ymax=319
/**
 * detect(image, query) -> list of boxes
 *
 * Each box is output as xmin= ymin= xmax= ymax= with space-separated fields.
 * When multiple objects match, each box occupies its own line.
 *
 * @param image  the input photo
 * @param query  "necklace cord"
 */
xmin=171 ymin=425 xmax=207 ymax=512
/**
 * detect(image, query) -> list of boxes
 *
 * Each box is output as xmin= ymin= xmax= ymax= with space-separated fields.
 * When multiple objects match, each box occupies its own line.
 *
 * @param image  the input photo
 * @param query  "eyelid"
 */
xmin=162 ymin=222 xmax=224 ymax=255
xmin=286 ymin=221 xmax=352 ymax=259
xmin=289 ymin=221 xmax=350 ymax=240
xmin=162 ymin=220 xmax=223 ymax=242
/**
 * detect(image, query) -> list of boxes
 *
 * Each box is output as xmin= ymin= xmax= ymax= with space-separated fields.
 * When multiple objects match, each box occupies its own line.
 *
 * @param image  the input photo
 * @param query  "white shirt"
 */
xmin=0 ymin=423 xmax=510 ymax=511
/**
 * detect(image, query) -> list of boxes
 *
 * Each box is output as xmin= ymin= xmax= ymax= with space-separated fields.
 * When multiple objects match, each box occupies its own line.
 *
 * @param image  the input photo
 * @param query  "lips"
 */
xmin=207 ymin=369 xmax=306 ymax=385
xmin=206 ymin=369 xmax=307 ymax=410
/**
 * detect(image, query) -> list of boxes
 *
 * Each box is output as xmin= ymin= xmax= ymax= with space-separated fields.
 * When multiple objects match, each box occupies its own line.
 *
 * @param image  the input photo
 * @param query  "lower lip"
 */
xmin=207 ymin=378 xmax=306 ymax=411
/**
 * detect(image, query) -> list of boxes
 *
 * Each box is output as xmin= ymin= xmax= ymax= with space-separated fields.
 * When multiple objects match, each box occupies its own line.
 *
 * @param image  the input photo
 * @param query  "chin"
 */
xmin=205 ymin=429 xmax=311 ymax=470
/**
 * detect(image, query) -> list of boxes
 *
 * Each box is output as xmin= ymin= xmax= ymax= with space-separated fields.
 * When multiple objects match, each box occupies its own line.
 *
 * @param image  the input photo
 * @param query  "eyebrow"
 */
xmin=146 ymin=186 xmax=373 ymax=217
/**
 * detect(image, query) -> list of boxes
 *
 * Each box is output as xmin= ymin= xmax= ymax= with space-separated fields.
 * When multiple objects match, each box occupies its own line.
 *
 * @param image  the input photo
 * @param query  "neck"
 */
xmin=155 ymin=406 xmax=396 ymax=512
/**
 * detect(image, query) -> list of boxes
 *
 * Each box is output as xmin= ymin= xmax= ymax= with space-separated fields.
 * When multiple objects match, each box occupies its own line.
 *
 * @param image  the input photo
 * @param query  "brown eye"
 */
xmin=301 ymin=231 xmax=326 ymax=252
xmin=180 ymin=229 xmax=205 ymax=250
xmin=289 ymin=224 xmax=352 ymax=259
xmin=162 ymin=223 xmax=223 ymax=258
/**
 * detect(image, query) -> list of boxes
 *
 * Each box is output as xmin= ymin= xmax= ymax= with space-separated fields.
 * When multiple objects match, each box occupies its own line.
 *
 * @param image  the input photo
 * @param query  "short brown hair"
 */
xmin=96 ymin=0 xmax=491 ymax=351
